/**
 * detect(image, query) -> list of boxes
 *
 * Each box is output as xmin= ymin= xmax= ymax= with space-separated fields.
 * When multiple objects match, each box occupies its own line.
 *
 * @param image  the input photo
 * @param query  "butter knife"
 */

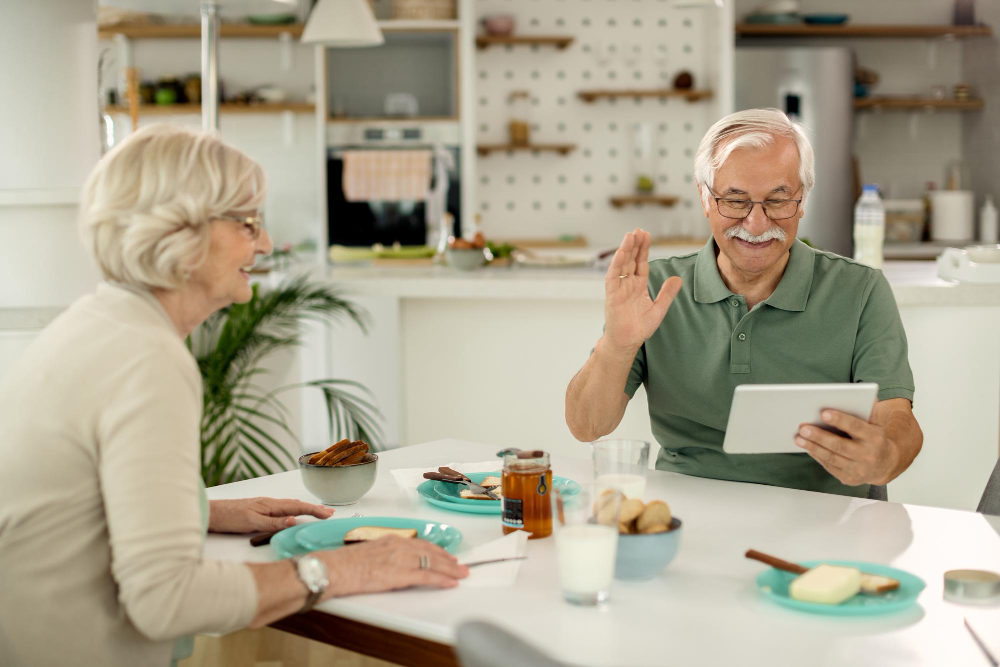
xmin=423 ymin=472 xmax=500 ymax=500
xmin=463 ymin=557 xmax=527 ymax=568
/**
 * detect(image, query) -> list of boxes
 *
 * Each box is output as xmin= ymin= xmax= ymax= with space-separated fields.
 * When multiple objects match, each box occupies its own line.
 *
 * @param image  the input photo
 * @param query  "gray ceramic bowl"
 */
xmin=298 ymin=452 xmax=378 ymax=506
xmin=446 ymin=247 xmax=487 ymax=271
xmin=614 ymin=517 xmax=683 ymax=580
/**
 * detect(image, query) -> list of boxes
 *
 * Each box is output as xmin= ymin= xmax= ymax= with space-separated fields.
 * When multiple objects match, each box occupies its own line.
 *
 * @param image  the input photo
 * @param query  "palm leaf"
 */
xmin=190 ymin=276 xmax=382 ymax=486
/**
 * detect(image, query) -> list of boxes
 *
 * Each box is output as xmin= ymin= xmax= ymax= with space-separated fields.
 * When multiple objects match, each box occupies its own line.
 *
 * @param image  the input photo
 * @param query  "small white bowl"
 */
xmin=965 ymin=245 xmax=1000 ymax=264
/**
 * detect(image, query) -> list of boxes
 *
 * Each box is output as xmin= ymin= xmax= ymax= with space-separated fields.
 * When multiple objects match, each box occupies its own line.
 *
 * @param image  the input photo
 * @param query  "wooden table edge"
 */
xmin=271 ymin=610 xmax=459 ymax=667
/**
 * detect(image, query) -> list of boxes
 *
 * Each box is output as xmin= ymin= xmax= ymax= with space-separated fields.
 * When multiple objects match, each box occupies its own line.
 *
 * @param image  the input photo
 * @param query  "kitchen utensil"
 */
xmin=615 ymin=517 xmax=683 ymax=580
xmin=384 ymin=92 xmax=419 ymax=117
xmin=944 ymin=569 xmax=1000 ymax=603
xmin=464 ymin=556 xmax=528 ymax=568
xmin=746 ymin=549 xmax=900 ymax=593
xmin=423 ymin=471 xmax=500 ymax=499
xmin=299 ymin=452 xmax=378 ymax=505
xmin=965 ymin=617 xmax=999 ymax=666
xmin=251 ymin=512 xmax=365 ymax=547
xmin=295 ymin=516 xmax=463 ymax=553
xmin=481 ymin=14 xmax=515 ymax=36
xmin=802 ymin=13 xmax=849 ymax=24
xmin=937 ymin=247 xmax=1000 ymax=282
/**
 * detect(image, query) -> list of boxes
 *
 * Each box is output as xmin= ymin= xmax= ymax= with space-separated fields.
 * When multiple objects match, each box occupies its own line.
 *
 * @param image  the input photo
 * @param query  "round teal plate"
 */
xmin=270 ymin=523 xmax=319 ymax=559
xmin=292 ymin=516 xmax=462 ymax=554
xmin=756 ymin=560 xmax=925 ymax=615
xmin=421 ymin=471 xmax=581 ymax=514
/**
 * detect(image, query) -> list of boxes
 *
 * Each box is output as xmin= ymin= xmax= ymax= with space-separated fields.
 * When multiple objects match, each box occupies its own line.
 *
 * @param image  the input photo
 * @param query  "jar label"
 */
xmin=501 ymin=497 xmax=524 ymax=528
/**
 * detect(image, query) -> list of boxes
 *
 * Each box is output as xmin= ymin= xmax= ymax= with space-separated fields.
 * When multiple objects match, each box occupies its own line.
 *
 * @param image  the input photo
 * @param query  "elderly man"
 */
xmin=565 ymin=108 xmax=922 ymax=498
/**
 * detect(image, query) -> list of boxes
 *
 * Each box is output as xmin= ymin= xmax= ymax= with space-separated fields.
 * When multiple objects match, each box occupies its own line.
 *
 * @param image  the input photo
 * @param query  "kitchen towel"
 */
xmin=342 ymin=149 xmax=432 ymax=202
xmin=391 ymin=460 xmax=499 ymax=501
xmin=458 ymin=530 xmax=530 ymax=588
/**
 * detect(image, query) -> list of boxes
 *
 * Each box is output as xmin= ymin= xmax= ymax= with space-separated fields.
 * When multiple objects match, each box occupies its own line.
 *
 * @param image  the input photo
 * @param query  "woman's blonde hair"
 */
xmin=79 ymin=123 xmax=266 ymax=290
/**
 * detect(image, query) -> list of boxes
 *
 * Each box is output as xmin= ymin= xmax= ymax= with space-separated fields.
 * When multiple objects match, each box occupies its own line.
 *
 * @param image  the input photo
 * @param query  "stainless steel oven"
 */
xmin=326 ymin=122 xmax=462 ymax=247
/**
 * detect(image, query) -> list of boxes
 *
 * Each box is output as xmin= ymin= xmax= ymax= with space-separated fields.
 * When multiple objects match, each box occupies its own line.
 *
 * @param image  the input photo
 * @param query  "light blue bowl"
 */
xmin=614 ymin=517 xmax=682 ymax=580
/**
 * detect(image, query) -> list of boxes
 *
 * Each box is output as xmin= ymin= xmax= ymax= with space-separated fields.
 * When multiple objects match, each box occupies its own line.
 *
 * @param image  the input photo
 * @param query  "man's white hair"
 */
xmin=693 ymin=108 xmax=815 ymax=209
xmin=79 ymin=123 xmax=265 ymax=290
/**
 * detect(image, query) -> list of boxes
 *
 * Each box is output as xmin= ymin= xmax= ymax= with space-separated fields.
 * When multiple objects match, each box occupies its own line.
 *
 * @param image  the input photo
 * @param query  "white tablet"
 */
xmin=722 ymin=383 xmax=879 ymax=455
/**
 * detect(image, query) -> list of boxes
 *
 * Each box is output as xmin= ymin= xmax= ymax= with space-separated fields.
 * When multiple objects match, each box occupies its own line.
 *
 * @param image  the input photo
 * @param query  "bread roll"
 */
xmin=636 ymin=500 xmax=671 ymax=533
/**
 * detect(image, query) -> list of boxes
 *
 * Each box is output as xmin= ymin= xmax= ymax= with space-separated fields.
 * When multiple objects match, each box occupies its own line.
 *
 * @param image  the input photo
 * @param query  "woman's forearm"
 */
xmin=246 ymin=560 xmax=309 ymax=628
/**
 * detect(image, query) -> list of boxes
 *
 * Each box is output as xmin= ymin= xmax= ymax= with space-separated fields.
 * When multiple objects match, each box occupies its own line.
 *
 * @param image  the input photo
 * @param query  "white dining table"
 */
xmin=204 ymin=439 xmax=1000 ymax=667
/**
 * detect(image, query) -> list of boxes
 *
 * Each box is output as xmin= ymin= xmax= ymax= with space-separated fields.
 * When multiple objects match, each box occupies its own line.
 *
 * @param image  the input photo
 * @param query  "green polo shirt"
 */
xmin=625 ymin=239 xmax=914 ymax=497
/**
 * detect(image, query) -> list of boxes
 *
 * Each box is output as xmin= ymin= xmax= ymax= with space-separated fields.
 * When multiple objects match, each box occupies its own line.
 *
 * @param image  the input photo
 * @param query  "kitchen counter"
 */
xmin=327 ymin=259 xmax=1000 ymax=307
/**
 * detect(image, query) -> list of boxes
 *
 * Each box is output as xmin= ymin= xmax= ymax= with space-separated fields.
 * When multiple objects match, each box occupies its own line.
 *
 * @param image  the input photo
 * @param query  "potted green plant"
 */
xmin=189 ymin=276 xmax=383 ymax=487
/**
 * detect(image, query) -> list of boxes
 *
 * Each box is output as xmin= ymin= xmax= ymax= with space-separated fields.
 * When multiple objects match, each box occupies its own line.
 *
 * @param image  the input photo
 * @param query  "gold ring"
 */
xmin=618 ymin=274 xmax=628 ymax=279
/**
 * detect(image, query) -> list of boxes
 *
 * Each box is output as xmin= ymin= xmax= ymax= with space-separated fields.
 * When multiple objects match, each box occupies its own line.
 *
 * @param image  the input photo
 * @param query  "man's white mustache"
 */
xmin=724 ymin=225 xmax=787 ymax=244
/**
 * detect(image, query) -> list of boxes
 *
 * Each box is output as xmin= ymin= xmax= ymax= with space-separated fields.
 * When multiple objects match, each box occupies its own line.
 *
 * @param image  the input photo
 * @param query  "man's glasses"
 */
xmin=219 ymin=213 xmax=265 ymax=239
xmin=707 ymin=187 xmax=802 ymax=221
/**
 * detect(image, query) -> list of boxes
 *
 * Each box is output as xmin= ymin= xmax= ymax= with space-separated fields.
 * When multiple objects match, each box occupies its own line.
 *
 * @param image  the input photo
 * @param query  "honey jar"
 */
xmin=501 ymin=449 xmax=552 ymax=539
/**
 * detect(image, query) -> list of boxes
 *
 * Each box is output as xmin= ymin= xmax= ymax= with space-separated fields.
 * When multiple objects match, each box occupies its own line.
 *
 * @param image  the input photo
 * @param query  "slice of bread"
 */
xmin=480 ymin=476 xmax=502 ymax=488
xmin=343 ymin=526 xmax=418 ymax=543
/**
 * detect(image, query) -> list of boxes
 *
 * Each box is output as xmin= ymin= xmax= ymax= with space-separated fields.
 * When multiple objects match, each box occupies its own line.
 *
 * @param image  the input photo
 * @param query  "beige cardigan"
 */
xmin=0 ymin=283 xmax=257 ymax=667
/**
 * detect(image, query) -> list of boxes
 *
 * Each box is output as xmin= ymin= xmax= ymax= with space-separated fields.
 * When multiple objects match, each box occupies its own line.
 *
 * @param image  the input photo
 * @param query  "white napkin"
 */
xmin=458 ymin=530 xmax=530 ymax=588
xmin=391 ymin=460 xmax=501 ymax=501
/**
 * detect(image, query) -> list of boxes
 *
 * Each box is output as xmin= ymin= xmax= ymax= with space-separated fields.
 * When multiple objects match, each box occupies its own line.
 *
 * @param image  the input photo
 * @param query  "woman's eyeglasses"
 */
xmin=218 ymin=213 xmax=265 ymax=239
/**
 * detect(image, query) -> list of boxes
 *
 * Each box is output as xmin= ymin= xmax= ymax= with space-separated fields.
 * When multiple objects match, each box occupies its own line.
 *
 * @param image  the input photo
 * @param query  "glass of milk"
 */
xmin=592 ymin=439 xmax=650 ymax=500
xmin=552 ymin=484 xmax=622 ymax=605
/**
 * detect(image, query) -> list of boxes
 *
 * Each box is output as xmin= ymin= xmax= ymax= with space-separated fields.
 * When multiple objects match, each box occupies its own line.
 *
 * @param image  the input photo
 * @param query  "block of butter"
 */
xmin=790 ymin=564 xmax=862 ymax=605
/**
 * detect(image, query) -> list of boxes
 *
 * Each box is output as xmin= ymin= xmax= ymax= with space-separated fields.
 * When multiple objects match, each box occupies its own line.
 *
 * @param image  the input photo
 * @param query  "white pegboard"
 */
xmin=474 ymin=0 xmax=730 ymax=246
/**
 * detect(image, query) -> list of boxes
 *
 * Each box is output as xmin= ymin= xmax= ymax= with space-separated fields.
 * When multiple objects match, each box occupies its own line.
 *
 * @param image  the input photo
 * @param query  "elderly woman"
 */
xmin=0 ymin=124 xmax=467 ymax=667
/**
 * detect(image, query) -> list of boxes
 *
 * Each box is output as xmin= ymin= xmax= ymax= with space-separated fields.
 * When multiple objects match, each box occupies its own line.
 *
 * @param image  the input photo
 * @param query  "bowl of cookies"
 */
xmin=299 ymin=439 xmax=377 ymax=506
xmin=613 ymin=497 xmax=682 ymax=580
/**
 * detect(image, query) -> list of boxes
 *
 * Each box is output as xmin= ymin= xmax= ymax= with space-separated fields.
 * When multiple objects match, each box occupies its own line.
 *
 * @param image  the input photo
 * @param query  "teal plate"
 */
xmin=270 ymin=523 xmax=319 ymax=559
xmin=417 ymin=480 xmax=500 ymax=514
xmin=756 ymin=560 xmax=925 ymax=615
xmin=423 ymin=471 xmax=581 ymax=514
xmin=293 ymin=516 xmax=462 ymax=554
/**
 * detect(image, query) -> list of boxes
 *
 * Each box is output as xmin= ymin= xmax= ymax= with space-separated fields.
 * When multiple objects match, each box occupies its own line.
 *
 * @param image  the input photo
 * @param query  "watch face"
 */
xmin=298 ymin=556 xmax=329 ymax=592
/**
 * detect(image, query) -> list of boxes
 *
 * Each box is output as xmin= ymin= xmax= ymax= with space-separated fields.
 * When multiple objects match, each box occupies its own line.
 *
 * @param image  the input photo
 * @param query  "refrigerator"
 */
xmin=735 ymin=47 xmax=855 ymax=257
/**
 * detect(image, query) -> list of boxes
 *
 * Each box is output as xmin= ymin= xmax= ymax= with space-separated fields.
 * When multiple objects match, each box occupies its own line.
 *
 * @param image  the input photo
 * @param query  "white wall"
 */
xmin=0 ymin=0 xmax=101 ymax=309
xmin=473 ymin=0 xmax=733 ymax=248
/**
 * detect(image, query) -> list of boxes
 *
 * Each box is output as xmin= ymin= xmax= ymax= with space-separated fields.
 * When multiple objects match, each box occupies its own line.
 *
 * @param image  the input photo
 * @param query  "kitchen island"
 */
xmin=322 ymin=255 xmax=1000 ymax=512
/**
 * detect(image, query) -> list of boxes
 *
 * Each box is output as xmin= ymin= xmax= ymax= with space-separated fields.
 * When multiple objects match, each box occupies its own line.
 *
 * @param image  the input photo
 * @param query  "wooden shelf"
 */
xmin=578 ymin=89 xmax=713 ymax=103
xmin=610 ymin=195 xmax=679 ymax=209
xmin=854 ymin=97 xmax=984 ymax=111
xmin=735 ymin=23 xmax=992 ymax=38
xmin=328 ymin=115 xmax=457 ymax=123
xmin=105 ymin=103 xmax=315 ymax=115
xmin=378 ymin=19 xmax=460 ymax=32
xmin=476 ymin=35 xmax=574 ymax=50
xmin=99 ymin=23 xmax=304 ymax=40
xmin=476 ymin=143 xmax=576 ymax=156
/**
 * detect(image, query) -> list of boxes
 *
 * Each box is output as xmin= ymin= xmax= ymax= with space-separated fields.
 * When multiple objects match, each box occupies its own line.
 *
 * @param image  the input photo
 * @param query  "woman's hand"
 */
xmin=320 ymin=535 xmax=469 ymax=598
xmin=603 ymin=228 xmax=683 ymax=355
xmin=209 ymin=497 xmax=334 ymax=534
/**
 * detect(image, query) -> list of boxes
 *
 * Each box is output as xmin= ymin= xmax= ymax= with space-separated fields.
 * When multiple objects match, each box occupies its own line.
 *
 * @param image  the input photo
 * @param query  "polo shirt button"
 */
xmin=738 ymin=333 xmax=747 ymax=341
xmin=731 ymin=300 xmax=738 ymax=307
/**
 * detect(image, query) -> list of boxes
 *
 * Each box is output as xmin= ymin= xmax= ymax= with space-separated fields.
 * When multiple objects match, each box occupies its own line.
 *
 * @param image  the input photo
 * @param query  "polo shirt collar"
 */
xmin=692 ymin=237 xmax=815 ymax=311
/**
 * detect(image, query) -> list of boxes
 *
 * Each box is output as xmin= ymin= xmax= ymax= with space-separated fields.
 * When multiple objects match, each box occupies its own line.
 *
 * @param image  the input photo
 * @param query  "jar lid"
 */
xmin=943 ymin=569 xmax=1000 ymax=604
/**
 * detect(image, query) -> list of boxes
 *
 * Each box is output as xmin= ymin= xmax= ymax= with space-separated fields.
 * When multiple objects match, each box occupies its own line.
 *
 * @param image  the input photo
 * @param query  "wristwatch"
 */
xmin=291 ymin=555 xmax=329 ymax=612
